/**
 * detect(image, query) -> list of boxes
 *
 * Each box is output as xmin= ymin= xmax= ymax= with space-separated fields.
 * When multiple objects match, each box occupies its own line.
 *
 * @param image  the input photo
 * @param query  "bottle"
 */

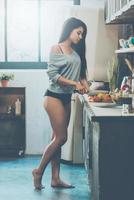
xmin=121 ymin=97 xmax=132 ymax=115
xmin=15 ymin=98 xmax=21 ymax=115
xmin=122 ymin=104 xmax=129 ymax=115
xmin=132 ymin=73 xmax=134 ymax=93
xmin=7 ymin=105 xmax=12 ymax=114
xmin=131 ymin=74 xmax=134 ymax=110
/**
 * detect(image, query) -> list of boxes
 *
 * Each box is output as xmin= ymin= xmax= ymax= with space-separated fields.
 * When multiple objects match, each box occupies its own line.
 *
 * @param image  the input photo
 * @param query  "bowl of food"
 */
xmin=88 ymin=92 xmax=116 ymax=107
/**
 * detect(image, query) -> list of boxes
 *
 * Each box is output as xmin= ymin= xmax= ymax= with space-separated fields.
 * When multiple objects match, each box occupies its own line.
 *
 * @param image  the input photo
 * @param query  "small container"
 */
xmin=128 ymin=37 xmax=134 ymax=48
xmin=121 ymin=97 xmax=132 ymax=114
xmin=7 ymin=105 xmax=12 ymax=114
xmin=122 ymin=104 xmax=129 ymax=114
xmin=15 ymin=98 xmax=21 ymax=115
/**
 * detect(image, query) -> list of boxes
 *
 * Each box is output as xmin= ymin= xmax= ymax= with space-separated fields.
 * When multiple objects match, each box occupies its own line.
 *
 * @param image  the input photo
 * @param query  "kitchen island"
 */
xmin=81 ymin=95 xmax=134 ymax=200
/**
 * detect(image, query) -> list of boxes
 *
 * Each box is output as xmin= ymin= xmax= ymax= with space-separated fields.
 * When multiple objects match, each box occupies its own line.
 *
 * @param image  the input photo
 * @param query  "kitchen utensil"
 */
xmin=125 ymin=58 xmax=134 ymax=73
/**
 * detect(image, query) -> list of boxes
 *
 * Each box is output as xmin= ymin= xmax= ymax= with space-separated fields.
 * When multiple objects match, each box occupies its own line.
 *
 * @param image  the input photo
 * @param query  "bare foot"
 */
xmin=51 ymin=179 xmax=75 ymax=189
xmin=32 ymin=169 xmax=44 ymax=190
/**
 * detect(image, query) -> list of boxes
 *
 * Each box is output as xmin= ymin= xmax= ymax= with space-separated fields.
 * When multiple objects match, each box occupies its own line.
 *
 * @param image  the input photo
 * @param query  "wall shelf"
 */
xmin=115 ymin=47 xmax=134 ymax=53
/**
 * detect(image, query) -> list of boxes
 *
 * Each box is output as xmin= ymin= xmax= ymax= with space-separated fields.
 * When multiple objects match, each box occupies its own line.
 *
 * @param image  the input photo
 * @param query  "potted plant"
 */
xmin=107 ymin=57 xmax=119 ymax=92
xmin=0 ymin=72 xmax=14 ymax=87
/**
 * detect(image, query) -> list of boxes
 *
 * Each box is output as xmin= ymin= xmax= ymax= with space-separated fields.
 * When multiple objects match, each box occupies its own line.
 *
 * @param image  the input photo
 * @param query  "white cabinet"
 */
xmin=105 ymin=0 xmax=134 ymax=24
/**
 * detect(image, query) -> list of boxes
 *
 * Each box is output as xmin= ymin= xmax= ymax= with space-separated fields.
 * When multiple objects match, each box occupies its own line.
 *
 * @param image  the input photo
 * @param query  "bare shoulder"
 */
xmin=50 ymin=45 xmax=61 ymax=54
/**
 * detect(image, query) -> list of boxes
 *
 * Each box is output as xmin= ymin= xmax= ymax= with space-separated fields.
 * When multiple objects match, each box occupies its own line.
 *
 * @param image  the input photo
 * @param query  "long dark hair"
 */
xmin=58 ymin=17 xmax=87 ymax=79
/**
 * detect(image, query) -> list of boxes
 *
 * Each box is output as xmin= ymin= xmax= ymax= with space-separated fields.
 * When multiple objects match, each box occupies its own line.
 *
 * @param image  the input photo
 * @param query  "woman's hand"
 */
xmin=75 ymin=82 xmax=87 ymax=94
xmin=57 ymin=76 xmax=89 ymax=94
xmin=80 ymin=79 xmax=90 ymax=94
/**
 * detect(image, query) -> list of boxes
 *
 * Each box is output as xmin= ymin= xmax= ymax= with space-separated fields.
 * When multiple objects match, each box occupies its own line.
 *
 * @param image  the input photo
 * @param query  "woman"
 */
xmin=32 ymin=17 xmax=89 ymax=190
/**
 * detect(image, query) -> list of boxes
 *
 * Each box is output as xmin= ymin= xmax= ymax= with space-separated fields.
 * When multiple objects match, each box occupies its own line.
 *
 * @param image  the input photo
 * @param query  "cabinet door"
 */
xmin=83 ymin=111 xmax=90 ymax=171
xmin=0 ymin=117 xmax=25 ymax=156
xmin=99 ymin=121 xmax=134 ymax=200
xmin=91 ymin=122 xmax=100 ymax=200
xmin=83 ymin=105 xmax=93 ymax=188
xmin=121 ymin=0 xmax=128 ymax=7
xmin=105 ymin=0 xmax=134 ymax=24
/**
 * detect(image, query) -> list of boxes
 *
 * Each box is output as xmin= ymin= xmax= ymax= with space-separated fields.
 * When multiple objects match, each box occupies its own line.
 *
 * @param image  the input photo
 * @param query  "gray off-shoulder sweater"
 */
xmin=47 ymin=50 xmax=81 ymax=94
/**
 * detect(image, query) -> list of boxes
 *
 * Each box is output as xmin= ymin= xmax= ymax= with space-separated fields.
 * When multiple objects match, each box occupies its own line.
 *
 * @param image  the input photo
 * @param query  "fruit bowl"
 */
xmin=88 ymin=92 xmax=113 ymax=103
xmin=90 ymin=102 xmax=116 ymax=108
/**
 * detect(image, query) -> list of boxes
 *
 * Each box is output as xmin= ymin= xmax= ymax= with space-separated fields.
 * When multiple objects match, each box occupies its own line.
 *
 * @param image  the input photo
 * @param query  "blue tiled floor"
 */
xmin=0 ymin=156 xmax=90 ymax=200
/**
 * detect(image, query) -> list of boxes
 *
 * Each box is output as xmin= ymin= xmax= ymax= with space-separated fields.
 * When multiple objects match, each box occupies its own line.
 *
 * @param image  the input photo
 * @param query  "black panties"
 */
xmin=44 ymin=90 xmax=72 ymax=105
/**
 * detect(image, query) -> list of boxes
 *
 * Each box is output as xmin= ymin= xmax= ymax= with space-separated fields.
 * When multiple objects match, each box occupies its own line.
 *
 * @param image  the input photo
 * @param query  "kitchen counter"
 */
xmin=81 ymin=94 xmax=134 ymax=121
xmin=80 ymin=94 xmax=134 ymax=200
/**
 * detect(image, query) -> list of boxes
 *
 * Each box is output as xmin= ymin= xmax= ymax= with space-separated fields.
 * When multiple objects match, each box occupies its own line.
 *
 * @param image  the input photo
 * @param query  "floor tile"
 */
xmin=0 ymin=156 xmax=90 ymax=200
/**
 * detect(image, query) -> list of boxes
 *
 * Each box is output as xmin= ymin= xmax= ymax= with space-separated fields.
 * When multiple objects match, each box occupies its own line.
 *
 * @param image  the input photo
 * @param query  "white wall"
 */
xmin=0 ymin=69 xmax=51 ymax=155
xmin=71 ymin=6 xmax=119 ymax=81
xmin=81 ymin=0 xmax=104 ymax=7
xmin=93 ymin=10 xmax=118 ymax=81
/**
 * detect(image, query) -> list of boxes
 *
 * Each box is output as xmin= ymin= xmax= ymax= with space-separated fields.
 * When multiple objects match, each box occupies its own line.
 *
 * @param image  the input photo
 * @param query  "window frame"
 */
xmin=0 ymin=0 xmax=78 ymax=70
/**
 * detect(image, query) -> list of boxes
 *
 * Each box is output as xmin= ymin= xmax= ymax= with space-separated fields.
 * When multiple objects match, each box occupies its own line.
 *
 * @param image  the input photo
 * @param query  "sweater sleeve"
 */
xmin=47 ymin=53 xmax=67 ymax=83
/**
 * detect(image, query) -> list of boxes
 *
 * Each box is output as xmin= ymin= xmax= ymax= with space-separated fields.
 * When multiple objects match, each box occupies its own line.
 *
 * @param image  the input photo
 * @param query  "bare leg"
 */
xmin=32 ymin=97 xmax=70 ymax=190
xmin=51 ymin=146 xmax=61 ymax=184
xmin=51 ymin=103 xmax=74 ymax=188
xmin=50 ymin=133 xmax=61 ymax=183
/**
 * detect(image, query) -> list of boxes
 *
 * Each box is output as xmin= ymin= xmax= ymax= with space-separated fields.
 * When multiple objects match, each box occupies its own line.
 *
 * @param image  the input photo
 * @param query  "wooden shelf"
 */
xmin=115 ymin=48 xmax=134 ymax=54
xmin=0 ymin=87 xmax=25 ymax=157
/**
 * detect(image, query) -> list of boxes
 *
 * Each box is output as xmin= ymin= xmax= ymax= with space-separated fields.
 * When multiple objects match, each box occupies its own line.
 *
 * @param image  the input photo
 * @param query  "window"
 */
xmin=0 ymin=0 xmax=5 ymax=62
xmin=0 ymin=0 xmax=74 ymax=69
